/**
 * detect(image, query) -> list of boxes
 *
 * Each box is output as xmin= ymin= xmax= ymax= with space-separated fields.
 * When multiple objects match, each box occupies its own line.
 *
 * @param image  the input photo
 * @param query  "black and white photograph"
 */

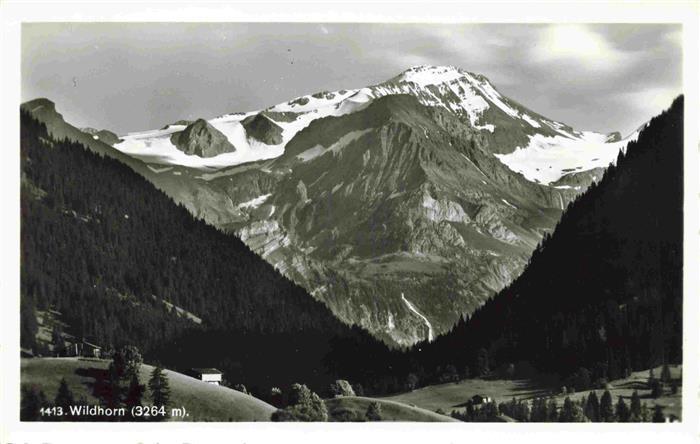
xmin=1 ymin=2 xmax=699 ymax=444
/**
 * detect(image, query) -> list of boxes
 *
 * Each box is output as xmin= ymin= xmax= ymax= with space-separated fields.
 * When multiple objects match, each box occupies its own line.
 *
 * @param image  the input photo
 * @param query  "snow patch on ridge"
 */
xmin=296 ymin=129 xmax=373 ymax=162
xmin=460 ymin=153 xmax=489 ymax=179
xmin=494 ymin=130 xmax=639 ymax=185
xmin=270 ymin=89 xmax=358 ymax=113
xmin=237 ymin=194 xmax=272 ymax=210
xmin=146 ymin=165 xmax=173 ymax=174
xmin=501 ymin=198 xmax=518 ymax=210
xmin=521 ymin=114 xmax=541 ymax=128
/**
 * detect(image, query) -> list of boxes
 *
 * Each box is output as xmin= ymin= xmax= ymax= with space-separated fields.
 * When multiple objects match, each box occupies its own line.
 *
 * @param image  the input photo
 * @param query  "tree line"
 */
xmin=449 ymin=389 xmax=669 ymax=423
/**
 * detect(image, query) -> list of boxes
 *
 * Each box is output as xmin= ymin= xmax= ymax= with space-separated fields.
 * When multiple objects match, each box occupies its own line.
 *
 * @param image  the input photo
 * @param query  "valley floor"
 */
xmin=381 ymin=365 xmax=682 ymax=421
xmin=20 ymin=357 xmax=681 ymax=422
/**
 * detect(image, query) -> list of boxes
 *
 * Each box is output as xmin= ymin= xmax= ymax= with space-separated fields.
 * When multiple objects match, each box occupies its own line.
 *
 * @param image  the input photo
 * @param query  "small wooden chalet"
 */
xmin=189 ymin=368 xmax=223 ymax=385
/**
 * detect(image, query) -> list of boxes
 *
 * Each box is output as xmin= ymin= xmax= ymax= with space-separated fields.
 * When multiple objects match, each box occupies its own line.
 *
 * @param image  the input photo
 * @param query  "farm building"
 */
xmin=471 ymin=394 xmax=492 ymax=405
xmin=189 ymin=368 xmax=223 ymax=385
xmin=63 ymin=339 xmax=102 ymax=358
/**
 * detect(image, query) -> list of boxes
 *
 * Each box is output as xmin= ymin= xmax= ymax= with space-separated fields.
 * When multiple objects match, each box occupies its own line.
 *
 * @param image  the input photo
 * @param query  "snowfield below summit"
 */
xmin=113 ymin=65 xmax=622 ymax=174
xmin=114 ymin=89 xmax=374 ymax=170
xmin=494 ymin=130 xmax=640 ymax=185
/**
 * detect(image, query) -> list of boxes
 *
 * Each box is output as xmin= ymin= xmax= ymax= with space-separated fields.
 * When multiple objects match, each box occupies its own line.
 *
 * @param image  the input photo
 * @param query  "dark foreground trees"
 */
xmin=148 ymin=365 xmax=171 ymax=416
xmin=271 ymin=384 xmax=328 ymax=422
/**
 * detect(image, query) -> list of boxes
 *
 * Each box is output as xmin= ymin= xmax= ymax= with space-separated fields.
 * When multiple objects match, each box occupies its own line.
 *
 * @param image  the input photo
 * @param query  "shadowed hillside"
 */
xmin=410 ymin=96 xmax=683 ymax=385
xmin=20 ymin=110 xmax=397 ymax=397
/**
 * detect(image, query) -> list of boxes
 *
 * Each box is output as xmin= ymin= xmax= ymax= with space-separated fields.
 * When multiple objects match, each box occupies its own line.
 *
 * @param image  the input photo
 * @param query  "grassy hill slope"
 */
xmin=21 ymin=358 xmax=275 ymax=421
xmin=325 ymin=396 xmax=458 ymax=422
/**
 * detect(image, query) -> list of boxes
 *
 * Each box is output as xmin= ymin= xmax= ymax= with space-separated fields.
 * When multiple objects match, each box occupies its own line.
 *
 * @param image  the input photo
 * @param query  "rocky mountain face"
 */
xmin=242 ymin=113 xmax=284 ymax=145
xmin=24 ymin=66 xmax=639 ymax=347
xmin=170 ymin=119 xmax=236 ymax=157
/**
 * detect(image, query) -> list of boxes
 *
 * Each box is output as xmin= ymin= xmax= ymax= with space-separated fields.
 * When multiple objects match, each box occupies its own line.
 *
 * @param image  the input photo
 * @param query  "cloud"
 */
xmin=532 ymin=24 xmax=629 ymax=72
xmin=617 ymin=87 xmax=681 ymax=116
xmin=21 ymin=23 xmax=682 ymax=136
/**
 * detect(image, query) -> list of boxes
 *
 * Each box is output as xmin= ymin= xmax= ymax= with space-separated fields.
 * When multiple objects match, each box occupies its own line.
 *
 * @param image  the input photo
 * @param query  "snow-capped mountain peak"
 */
xmin=111 ymin=65 xmax=634 ymax=188
xmin=393 ymin=65 xmax=466 ymax=87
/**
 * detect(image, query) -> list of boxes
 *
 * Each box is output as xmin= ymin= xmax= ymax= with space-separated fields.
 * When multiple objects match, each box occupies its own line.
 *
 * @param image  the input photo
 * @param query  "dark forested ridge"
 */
xmin=407 ymin=96 xmax=684 ymax=386
xmin=19 ymin=110 xmax=397 ymax=396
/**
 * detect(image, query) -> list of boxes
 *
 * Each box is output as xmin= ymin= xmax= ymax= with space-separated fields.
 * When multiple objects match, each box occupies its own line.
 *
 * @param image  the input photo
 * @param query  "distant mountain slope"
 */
xmin=92 ymin=65 xmax=640 ymax=346
xmin=412 ymin=96 xmax=683 ymax=382
xmin=21 ymin=358 xmax=276 ymax=421
xmin=23 ymin=66 xmax=641 ymax=346
xmin=20 ymin=110 xmax=394 ymax=396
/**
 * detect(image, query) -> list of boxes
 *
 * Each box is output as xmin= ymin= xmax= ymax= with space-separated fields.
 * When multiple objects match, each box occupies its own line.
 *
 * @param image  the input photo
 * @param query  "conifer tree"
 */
xmin=364 ymin=401 xmax=381 ymax=421
xmin=615 ymin=396 xmax=630 ymax=422
xmin=599 ymin=390 xmax=614 ymax=422
xmin=660 ymin=363 xmax=671 ymax=383
xmin=546 ymin=398 xmax=558 ymax=422
xmin=480 ymin=401 xmax=499 ymax=421
xmin=20 ymin=385 xmax=47 ymax=421
xmin=584 ymin=391 xmax=600 ymax=422
xmin=670 ymin=379 xmax=678 ymax=395
xmin=271 ymin=383 xmax=328 ymax=422
xmin=148 ymin=365 xmax=171 ymax=415
xmin=105 ymin=366 xmax=123 ymax=409
xmin=559 ymin=397 xmax=575 ymax=422
xmin=51 ymin=326 xmax=66 ymax=356
xmin=475 ymin=348 xmax=489 ymax=377
xmin=125 ymin=373 xmax=145 ymax=414
xmin=652 ymin=405 xmax=665 ymax=423
xmin=54 ymin=378 xmax=75 ymax=414
xmin=640 ymin=402 xmax=651 ymax=422
xmin=20 ymin=302 xmax=38 ymax=351
xmin=529 ymin=398 xmax=546 ymax=422
xmin=465 ymin=399 xmax=475 ymax=420
xmin=630 ymin=390 xmax=642 ymax=421
xmin=519 ymin=400 xmax=530 ymax=422
xmin=650 ymin=379 xmax=664 ymax=398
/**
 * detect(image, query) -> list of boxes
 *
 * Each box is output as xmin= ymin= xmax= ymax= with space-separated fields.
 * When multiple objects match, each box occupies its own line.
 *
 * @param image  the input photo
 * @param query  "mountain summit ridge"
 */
xmin=111 ymin=65 xmax=633 ymax=183
xmin=22 ymin=66 xmax=645 ymax=346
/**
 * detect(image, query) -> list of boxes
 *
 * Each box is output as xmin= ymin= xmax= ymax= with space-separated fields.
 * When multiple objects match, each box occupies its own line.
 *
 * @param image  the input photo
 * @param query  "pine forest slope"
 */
xmin=410 ymin=96 xmax=684 ymax=384
xmin=19 ymin=111 xmax=397 ymax=397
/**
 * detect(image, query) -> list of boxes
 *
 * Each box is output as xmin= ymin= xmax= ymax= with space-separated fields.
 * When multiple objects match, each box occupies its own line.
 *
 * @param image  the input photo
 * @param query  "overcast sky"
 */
xmin=22 ymin=23 xmax=682 ymax=136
